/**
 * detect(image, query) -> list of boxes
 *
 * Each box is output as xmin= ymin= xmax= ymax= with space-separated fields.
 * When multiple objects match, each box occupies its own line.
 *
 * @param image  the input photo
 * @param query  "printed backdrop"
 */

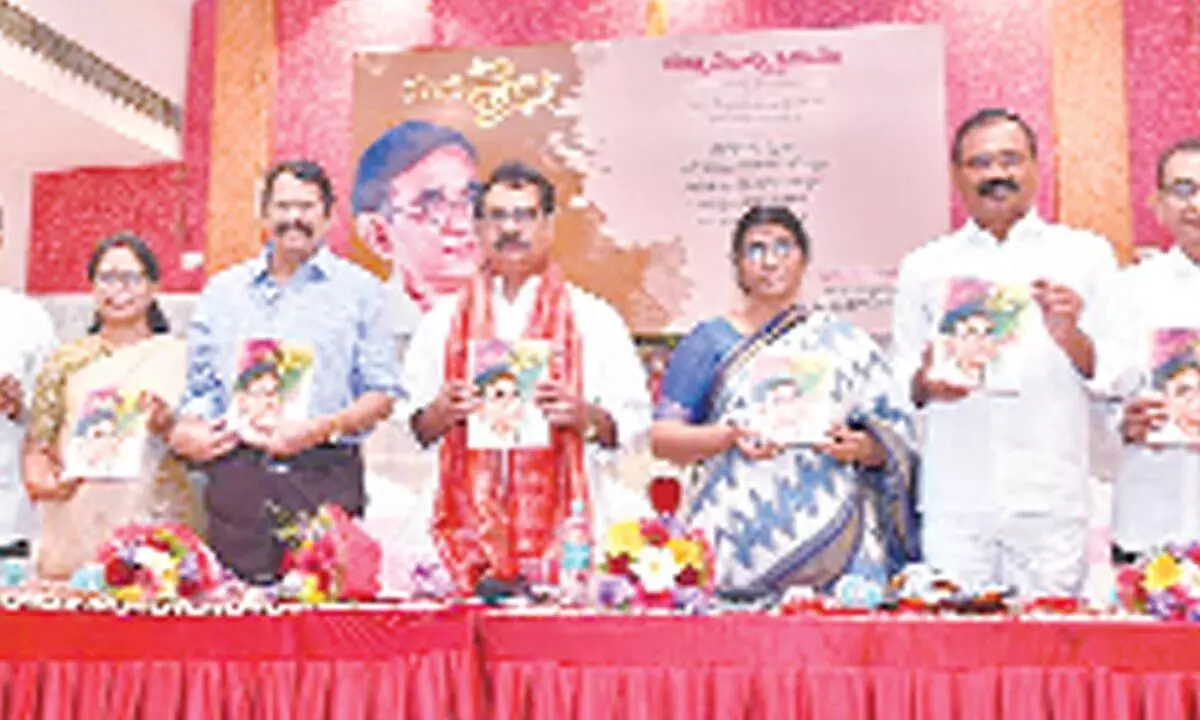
xmin=351 ymin=24 xmax=948 ymax=337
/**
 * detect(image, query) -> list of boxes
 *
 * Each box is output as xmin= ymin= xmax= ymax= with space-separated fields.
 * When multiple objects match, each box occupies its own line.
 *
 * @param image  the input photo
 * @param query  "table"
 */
xmin=3 ymin=608 xmax=1200 ymax=719
xmin=479 ymin=613 xmax=1200 ymax=720
xmin=0 ymin=606 xmax=478 ymax=719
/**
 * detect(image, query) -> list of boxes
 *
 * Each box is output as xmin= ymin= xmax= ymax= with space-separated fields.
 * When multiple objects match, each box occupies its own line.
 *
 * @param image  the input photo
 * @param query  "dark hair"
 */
xmin=950 ymin=108 xmax=1038 ymax=165
xmin=86 ymin=232 xmax=170 ymax=335
xmin=261 ymin=160 xmax=335 ymax=216
xmin=473 ymin=161 xmax=555 ymax=219
xmin=352 ymin=121 xmax=478 ymax=214
xmin=730 ymin=205 xmax=811 ymax=260
xmin=1156 ymin=138 xmax=1200 ymax=189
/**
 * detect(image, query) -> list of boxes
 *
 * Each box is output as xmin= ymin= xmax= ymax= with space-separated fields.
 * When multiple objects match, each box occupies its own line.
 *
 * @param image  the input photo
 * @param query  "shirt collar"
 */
xmin=961 ymin=208 xmax=1043 ymax=246
xmin=1162 ymin=245 xmax=1200 ymax=277
xmin=490 ymin=274 xmax=541 ymax=304
xmin=249 ymin=242 xmax=334 ymax=284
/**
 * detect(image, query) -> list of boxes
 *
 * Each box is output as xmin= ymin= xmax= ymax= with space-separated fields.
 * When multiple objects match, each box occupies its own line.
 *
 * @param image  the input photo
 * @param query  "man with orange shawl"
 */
xmin=403 ymin=161 xmax=651 ymax=596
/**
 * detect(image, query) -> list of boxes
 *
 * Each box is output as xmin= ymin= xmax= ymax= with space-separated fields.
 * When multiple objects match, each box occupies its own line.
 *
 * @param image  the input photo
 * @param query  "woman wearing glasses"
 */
xmin=650 ymin=205 xmax=919 ymax=599
xmin=21 ymin=232 xmax=202 ymax=579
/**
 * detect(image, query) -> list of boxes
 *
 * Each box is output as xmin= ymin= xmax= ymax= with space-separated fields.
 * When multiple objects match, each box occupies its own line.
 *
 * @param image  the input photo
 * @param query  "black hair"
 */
xmin=730 ymin=205 xmax=811 ymax=260
xmin=473 ymin=161 xmax=555 ymax=219
xmin=1156 ymin=138 xmax=1200 ymax=189
xmin=950 ymin=108 xmax=1038 ymax=165
xmin=261 ymin=160 xmax=335 ymax=216
xmin=86 ymin=232 xmax=170 ymax=334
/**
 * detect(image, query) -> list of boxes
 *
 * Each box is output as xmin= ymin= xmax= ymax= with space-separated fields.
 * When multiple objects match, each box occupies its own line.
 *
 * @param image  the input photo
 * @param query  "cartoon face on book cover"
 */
xmin=1148 ymin=328 xmax=1200 ymax=446
xmin=228 ymin=338 xmax=315 ymax=445
xmin=928 ymin=277 xmax=1032 ymax=392
xmin=62 ymin=388 xmax=150 ymax=479
xmin=468 ymin=338 xmax=551 ymax=450
xmin=736 ymin=349 xmax=833 ymax=446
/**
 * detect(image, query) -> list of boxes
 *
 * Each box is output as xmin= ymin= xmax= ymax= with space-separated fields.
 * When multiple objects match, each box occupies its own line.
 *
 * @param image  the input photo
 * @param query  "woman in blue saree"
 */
xmin=651 ymin=206 xmax=919 ymax=597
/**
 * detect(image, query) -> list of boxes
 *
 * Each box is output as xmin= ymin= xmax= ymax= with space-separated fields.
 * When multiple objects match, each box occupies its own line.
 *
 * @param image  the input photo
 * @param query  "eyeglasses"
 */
xmin=962 ymin=151 xmax=1028 ymax=171
xmin=742 ymin=238 xmax=799 ymax=264
xmin=394 ymin=184 xmax=481 ymax=228
xmin=1163 ymin=179 xmax=1200 ymax=203
xmin=482 ymin=207 xmax=541 ymax=225
xmin=94 ymin=270 xmax=147 ymax=289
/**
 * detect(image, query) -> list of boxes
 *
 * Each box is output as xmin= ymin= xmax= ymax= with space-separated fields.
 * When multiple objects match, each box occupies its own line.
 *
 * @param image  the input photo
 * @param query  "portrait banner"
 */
xmin=351 ymin=24 xmax=949 ymax=338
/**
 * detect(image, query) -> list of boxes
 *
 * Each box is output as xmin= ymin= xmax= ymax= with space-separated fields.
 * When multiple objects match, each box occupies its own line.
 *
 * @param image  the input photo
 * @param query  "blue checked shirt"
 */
xmin=179 ymin=244 xmax=403 ymax=441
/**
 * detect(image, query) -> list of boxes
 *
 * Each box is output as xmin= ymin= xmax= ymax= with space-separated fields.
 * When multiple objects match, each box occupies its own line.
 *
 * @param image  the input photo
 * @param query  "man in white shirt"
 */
xmin=891 ymin=108 xmax=1120 ymax=596
xmin=403 ymin=160 xmax=651 ymax=596
xmin=1112 ymin=138 xmax=1200 ymax=561
xmin=0 ymin=280 xmax=56 ymax=557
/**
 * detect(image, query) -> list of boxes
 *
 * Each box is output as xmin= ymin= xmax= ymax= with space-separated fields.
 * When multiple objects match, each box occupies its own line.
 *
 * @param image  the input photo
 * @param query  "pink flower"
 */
xmin=640 ymin=519 xmax=670 ymax=547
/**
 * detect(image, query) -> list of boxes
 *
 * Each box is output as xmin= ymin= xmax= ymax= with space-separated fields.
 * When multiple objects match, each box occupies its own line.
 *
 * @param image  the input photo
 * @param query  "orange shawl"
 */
xmin=432 ymin=264 xmax=589 ymax=593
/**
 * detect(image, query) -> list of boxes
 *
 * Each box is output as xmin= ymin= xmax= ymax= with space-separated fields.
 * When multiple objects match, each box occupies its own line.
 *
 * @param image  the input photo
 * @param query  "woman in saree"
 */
xmin=22 ymin=233 xmax=202 ymax=580
xmin=650 ymin=205 xmax=919 ymax=598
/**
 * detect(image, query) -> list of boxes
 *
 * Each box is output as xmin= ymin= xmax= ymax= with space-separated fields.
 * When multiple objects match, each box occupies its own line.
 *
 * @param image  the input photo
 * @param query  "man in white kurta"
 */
xmin=1109 ymin=139 xmax=1200 ymax=559
xmin=892 ymin=109 xmax=1120 ymax=597
xmin=402 ymin=161 xmax=651 ymax=593
xmin=0 ymin=286 xmax=56 ymax=555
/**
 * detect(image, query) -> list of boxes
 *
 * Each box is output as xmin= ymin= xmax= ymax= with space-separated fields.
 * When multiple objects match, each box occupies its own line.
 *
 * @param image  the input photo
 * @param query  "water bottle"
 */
xmin=558 ymin=499 xmax=591 ymax=606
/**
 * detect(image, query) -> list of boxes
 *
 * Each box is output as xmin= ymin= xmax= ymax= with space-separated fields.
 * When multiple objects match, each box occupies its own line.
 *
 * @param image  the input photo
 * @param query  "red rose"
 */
xmin=146 ymin=536 xmax=172 ymax=553
xmin=104 ymin=558 xmax=135 ymax=587
xmin=640 ymin=520 xmax=669 ymax=547
xmin=606 ymin=553 xmax=631 ymax=576
xmin=178 ymin=577 xmax=202 ymax=598
xmin=676 ymin=566 xmax=699 ymax=587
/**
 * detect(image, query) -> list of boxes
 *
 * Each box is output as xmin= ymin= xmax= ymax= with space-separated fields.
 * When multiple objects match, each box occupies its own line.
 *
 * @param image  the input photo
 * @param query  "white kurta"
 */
xmin=891 ymin=211 xmax=1120 ymax=595
xmin=0 ymin=289 xmax=56 ymax=544
xmin=1104 ymin=247 xmax=1200 ymax=552
xmin=398 ymin=276 xmax=653 ymax=536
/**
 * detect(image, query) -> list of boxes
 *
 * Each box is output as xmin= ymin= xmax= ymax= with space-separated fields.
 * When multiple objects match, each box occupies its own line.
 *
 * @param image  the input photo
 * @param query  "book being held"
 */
xmin=467 ymin=338 xmax=551 ymax=450
xmin=926 ymin=276 xmax=1032 ymax=394
xmin=62 ymin=388 xmax=150 ymax=480
xmin=226 ymin=338 xmax=316 ymax=445
xmin=734 ymin=349 xmax=833 ymax=447
xmin=1146 ymin=328 xmax=1200 ymax=447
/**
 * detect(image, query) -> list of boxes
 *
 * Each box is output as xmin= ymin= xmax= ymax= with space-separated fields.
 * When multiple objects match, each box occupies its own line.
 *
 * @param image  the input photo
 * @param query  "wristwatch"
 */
xmin=325 ymin=416 xmax=344 ymax=445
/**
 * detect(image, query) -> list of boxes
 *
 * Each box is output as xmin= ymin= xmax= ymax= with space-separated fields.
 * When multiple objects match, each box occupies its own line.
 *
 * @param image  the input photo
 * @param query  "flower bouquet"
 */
xmin=1115 ymin=543 xmax=1200 ymax=621
xmin=274 ymin=503 xmax=382 ymax=604
xmin=594 ymin=514 xmax=715 ymax=612
xmin=96 ymin=523 xmax=225 ymax=603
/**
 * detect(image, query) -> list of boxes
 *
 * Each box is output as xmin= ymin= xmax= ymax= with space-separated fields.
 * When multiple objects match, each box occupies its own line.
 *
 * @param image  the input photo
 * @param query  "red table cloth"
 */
xmin=0 ymin=606 xmax=478 ymax=719
xmin=478 ymin=613 xmax=1200 ymax=720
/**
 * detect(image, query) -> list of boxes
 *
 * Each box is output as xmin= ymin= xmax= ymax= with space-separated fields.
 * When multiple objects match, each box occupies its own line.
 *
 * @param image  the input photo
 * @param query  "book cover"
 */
xmin=62 ymin=388 xmax=150 ymax=479
xmin=738 ymin=349 xmax=833 ymax=446
xmin=227 ymin=338 xmax=316 ymax=445
xmin=927 ymin=277 xmax=1031 ymax=392
xmin=1147 ymin=328 xmax=1200 ymax=446
xmin=467 ymin=338 xmax=551 ymax=450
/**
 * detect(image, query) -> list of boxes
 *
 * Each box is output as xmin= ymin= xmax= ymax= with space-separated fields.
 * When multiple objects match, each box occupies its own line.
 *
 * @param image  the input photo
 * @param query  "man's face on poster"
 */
xmin=1165 ymin=365 xmax=1200 ymax=435
xmin=236 ymin=372 xmax=283 ymax=436
xmin=481 ymin=375 xmax=522 ymax=437
xmin=761 ymin=380 xmax=805 ymax=431
xmin=384 ymin=145 xmax=480 ymax=296
xmin=948 ymin=313 xmax=997 ymax=373
xmin=81 ymin=415 xmax=121 ymax=466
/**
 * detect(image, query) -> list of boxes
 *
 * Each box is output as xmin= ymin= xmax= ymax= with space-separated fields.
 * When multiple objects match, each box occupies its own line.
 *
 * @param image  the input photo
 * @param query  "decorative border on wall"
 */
xmin=0 ymin=0 xmax=182 ymax=132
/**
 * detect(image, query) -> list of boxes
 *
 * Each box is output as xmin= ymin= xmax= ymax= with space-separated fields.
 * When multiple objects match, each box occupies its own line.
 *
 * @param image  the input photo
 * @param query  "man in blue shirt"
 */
xmin=170 ymin=160 xmax=402 ymax=583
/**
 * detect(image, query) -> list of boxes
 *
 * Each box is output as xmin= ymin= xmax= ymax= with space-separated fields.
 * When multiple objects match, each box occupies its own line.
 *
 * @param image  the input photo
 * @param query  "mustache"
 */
xmin=977 ymin=177 xmax=1020 ymax=198
xmin=273 ymin=220 xmax=314 ymax=238
xmin=493 ymin=232 xmax=529 ymax=250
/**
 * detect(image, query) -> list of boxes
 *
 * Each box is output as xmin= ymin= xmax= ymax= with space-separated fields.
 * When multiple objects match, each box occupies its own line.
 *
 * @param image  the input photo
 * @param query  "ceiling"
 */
xmin=0 ymin=0 xmax=193 ymax=171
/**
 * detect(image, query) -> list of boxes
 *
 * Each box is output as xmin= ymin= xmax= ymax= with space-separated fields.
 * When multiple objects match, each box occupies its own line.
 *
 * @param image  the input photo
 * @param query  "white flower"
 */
xmin=133 ymin=547 xmax=174 ymax=576
xmin=631 ymin=546 xmax=680 ymax=594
